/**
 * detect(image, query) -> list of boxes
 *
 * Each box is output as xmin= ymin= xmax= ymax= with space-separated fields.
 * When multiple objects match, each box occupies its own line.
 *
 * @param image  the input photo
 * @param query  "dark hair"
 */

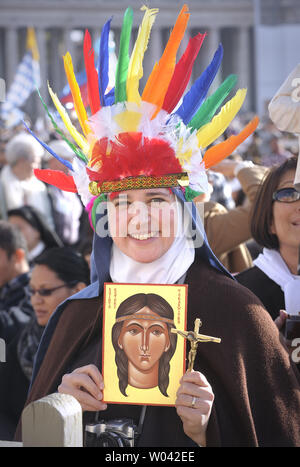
xmin=0 ymin=220 xmax=28 ymax=258
xmin=111 ymin=293 xmax=177 ymax=397
xmin=33 ymin=247 xmax=90 ymax=286
xmin=251 ymin=156 xmax=298 ymax=250
xmin=7 ymin=206 xmax=63 ymax=249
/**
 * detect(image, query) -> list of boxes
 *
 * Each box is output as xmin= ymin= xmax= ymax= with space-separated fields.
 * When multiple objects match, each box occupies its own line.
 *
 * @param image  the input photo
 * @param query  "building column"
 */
xmin=235 ymin=26 xmax=251 ymax=111
xmin=205 ymin=27 xmax=222 ymax=92
xmin=63 ymin=29 xmax=76 ymax=59
xmin=5 ymin=27 xmax=19 ymax=86
xmin=35 ymin=27 xmax=47 ymax=111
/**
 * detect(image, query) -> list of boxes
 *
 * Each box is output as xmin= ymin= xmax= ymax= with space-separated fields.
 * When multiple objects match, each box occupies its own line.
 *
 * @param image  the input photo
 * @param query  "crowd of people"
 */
xmin=0 ymin=5 xmax=300 ymax=448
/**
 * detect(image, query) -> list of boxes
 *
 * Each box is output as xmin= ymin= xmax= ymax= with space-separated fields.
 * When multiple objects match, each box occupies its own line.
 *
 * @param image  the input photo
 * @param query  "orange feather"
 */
xmin=203 ymin=116 xmax=259 ymax=169
xmin=142 ymin=4 xmax=190 ymax=113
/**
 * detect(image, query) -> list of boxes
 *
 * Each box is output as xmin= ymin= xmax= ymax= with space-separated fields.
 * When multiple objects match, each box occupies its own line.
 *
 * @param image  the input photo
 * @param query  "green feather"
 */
xmin=115 ymin=7 xmax=133 ymax=103
xmin=184 ymin=186 xmax=202 ymax=201
xmin=36 ymin=86 xmax=88 ymax=164
xmin=188 ymin=74 xmax=237 ymax=132
xmin=92 ymin=194 xmax=107 ymax=229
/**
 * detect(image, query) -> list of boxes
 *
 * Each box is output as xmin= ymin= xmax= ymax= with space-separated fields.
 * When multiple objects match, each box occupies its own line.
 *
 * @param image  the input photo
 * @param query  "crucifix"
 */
xmin=171 ymin=319 xmax=221 ymax=372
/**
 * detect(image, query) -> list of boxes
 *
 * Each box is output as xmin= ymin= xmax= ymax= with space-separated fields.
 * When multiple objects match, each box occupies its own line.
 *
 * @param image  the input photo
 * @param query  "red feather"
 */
xmin=34 ymin=169 xmax=78 ymax=193
xmin=83 ymin=29 xmax=101 ymax=115
xmin=87 ymin=133 xmax=182 ymax=183
xmin=162 ymin=32 xmax=206 ymax=114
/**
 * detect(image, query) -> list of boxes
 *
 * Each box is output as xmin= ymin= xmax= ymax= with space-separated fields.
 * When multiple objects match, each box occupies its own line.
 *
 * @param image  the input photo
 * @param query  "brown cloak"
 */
xmin=15 ymin=257 xmax=300 ymax=446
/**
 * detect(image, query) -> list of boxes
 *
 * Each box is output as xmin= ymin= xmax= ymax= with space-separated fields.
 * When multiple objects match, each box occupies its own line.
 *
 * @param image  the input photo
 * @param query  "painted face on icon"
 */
xmin=117 ymin=306 xmax=171 ymax=388
xmin=107 ymin=188 xmax=178 ymax=263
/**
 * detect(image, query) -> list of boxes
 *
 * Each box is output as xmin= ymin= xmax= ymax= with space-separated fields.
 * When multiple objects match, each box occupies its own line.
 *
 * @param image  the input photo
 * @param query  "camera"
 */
xmin=84 ymin=418 xmax=138 ymax=447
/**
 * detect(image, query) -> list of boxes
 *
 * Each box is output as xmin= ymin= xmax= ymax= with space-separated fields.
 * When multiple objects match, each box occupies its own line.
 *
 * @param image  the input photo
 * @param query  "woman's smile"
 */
xmin=108 ymin=188 xmax=178 ymax=263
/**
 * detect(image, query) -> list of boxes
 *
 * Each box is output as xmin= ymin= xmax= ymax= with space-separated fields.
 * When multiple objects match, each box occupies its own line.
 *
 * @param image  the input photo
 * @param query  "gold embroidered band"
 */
xmin=89 ymin=173 xmax=189 ymax=195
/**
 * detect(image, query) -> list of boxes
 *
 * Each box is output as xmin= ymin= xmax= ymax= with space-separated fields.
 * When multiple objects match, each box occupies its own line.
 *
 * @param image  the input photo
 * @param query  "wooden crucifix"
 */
xmin=171 ymin=319 xmax=221 ymax=372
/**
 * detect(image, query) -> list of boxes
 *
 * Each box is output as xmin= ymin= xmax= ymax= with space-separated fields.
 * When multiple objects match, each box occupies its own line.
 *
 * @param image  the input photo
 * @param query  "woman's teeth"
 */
xmin=130 ymin=232 xmax=158 ymax=240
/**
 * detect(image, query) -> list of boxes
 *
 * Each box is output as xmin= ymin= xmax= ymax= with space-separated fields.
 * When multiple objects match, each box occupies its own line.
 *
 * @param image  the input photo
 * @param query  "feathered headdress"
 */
xmin=27 ymin=5 xmax=259 ymax=229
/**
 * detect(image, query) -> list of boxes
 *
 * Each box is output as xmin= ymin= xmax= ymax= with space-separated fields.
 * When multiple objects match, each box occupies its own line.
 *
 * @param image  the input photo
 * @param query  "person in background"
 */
xmin=0 ymin=247 xmax=90 ymax=441
xmin=0 ymin=221 xmax=33 ymax=344
xmin=261 ymin=135 xmax=293 ymax=168
xmin=45 ymin=140 xmax=84 ymax=247
xmin=237 ymin=156 xmax=300 ymax=321
xmin=0 ymin=132 xmax=54 ymax=228
xmin=196 ymin=159 xmax=268 ymax=273
xmin=8 ymin=206 xmax=63 ymax=265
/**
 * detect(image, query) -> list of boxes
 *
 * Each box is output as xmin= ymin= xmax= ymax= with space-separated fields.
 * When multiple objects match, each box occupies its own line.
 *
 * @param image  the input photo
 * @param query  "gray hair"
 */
xmin=5 ymin=132 xmax=44 ymax=167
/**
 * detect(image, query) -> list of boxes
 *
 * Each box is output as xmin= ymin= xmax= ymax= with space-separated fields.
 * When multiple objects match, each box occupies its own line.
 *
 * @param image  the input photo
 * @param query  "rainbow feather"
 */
xmin=63 ymin=52 xmax=91 ymax=136
xmin=23 ymin=121 xmax=73 ymax=171
xmin=83 ymin=29 xmax=101 ymax=115
xmin=34 ymin=168 xmax=77 ymax=192
xmin=98 ymin=17 xmax=112 ymax=106
xmin=36 ymin=86 xmax=88 ymax=164
xmin=188 ymin=74 xmax=237 ymax=131
xmin=203 ymin=116 xmax=259 ymax=168
xmin=48 ymin=83 xmax=89 ymax=155
xmin=197 ymin=88 xmax=247 ymax=149
xmin=126 ymin=6 xmax=159 ymax=104
xmin=175 ymin=43 xmax=223 ymax=124
xmin=115 ymin=7 xmax=133 ymax=103
xmin=162 ymin=32 xmax=206 ymax=114
xmin=142 ymin=4 xmax=190 ymax=111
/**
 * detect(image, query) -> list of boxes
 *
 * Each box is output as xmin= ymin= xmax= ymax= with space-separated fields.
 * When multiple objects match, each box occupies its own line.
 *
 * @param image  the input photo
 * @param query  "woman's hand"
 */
xmin=175 ymin=371 xmax=214 ymax=447
xmin=274 ymin=309 xmax=288 ymax=331
xmin=58 ymin=364 xmax=107 ymax=412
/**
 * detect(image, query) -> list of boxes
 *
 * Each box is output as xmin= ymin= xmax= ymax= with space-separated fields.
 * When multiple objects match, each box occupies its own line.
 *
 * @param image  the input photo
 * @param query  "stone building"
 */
xmin=0 ymin=0 xmax=300 ymax=121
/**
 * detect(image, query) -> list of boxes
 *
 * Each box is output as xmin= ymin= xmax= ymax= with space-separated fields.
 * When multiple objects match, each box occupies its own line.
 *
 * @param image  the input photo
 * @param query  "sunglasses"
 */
xmin=28 ymin=282 xmax=76 ymax=297
xmin=272 ymin=187 xmax=300 ymax=203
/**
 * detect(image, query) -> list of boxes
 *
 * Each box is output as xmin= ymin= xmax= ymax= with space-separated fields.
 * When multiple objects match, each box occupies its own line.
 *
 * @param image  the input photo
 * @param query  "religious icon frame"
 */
xmin=102 ymin=282 xmax=188 ymax=406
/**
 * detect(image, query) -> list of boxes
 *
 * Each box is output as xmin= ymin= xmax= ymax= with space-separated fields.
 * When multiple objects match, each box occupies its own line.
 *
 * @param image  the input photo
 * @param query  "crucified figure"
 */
xmin=171 ymin=319 xmax=221 ymax=371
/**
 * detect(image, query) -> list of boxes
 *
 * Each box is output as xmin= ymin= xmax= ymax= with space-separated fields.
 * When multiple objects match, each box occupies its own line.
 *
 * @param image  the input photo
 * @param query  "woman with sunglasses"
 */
xmin=237 ymin=156 xmax=300 ymax=321
xmin=0 ymin=247 xmax=90 ymax=441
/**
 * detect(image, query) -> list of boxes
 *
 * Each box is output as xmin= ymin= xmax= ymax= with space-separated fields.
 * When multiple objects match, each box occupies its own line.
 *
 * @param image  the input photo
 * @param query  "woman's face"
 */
xmin=108 ymin=188 xmax=178 ymax=263
xmin=8 ymin=215 xmax=40 ymax=251
xmin=118 ymin=306 xmax=170 ymax=373
xmin=271 ymin=170 xmax=300 ymax=250
xmin=30 ymin=265 xmax=76 ymax=326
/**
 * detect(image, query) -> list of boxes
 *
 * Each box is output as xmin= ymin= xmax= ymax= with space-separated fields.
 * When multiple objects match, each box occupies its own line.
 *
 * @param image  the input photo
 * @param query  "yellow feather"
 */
xmin=63 ymin=52 xmax=91 ymax=136
xmin=48 ymin=82 xmax=89 ymax=154
xmin=197 ymin=89 xmax=247 ymax=149
xmin=126 ymin=6 xmax=158 ymax=104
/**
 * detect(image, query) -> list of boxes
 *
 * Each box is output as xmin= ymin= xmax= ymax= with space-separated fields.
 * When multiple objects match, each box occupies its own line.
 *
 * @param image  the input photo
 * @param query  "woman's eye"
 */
xmin=150 ymin=198 xmax=166 ymax=205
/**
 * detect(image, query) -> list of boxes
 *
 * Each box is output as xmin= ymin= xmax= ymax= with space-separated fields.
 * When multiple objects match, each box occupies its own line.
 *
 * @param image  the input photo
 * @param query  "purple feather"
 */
xmin=174 ymin=43 xmax=224 ymax=124
xmin=98 ymin=18 xmax=112 ymax=107
xmin=23 ymin=121 xmax=73 ymax=171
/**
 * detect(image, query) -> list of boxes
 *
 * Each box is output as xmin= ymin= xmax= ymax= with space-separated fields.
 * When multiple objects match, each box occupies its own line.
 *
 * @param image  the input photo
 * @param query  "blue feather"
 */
xmin=104 ymin=86 xmax=115 ymax=106
xmin=23 ymin=121 xmax=74 ymax=172
xmin=174 ymin=43 xmax=224 ymax=125
xmin=98 ymin=18 xmax=112 ymax=107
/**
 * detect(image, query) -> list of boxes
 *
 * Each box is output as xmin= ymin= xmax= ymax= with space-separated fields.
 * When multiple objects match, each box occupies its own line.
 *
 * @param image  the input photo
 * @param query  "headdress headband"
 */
xmin=26 ymin=4 xmax=259 ymax=230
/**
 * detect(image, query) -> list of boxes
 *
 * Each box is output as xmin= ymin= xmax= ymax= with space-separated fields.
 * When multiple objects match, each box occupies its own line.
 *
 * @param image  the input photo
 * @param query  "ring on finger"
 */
xmin=191 ymin=395 xmax=197 ymax=408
